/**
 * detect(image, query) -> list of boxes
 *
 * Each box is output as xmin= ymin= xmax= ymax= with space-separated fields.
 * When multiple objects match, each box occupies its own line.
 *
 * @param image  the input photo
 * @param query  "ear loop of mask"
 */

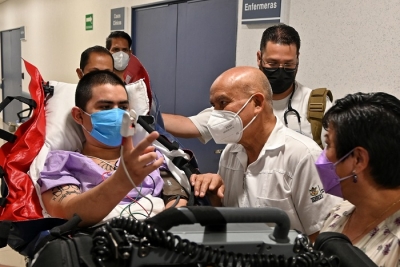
xmin=333 ymin=149 xmax=355 ymax=167
xmin=236 ymin=94 xmax=258 ymax=132
xmin=333 ymin=148 xmax=356 ymax=182
xmin=79 ymin=109 xmax=92 ymax=134
xmin=234 ymin=94 xmax=256 ymax=117
xmin=242 ymin=114 xmax=258 ymax=132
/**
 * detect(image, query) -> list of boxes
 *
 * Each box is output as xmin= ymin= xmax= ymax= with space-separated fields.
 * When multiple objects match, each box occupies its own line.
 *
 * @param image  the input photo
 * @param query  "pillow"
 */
xmin=44 ymin=79 xmax=150 ymax=152
xmin=45 ymin=81 xmax=85 ymax=152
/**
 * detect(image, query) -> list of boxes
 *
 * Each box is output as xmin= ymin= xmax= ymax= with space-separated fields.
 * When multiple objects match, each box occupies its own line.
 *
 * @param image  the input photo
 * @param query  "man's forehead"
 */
xmin=91 ymin=83 xmax=126 ymax=96
xmin=111 ymin=38 xmax=129 ymax=48
xmin=211 ymin=76 xmax=241 ymax=95
xmin=86 ymin=54 xmax=113 ymax=70
xmin=210 ymin=86 xmax=238 ymax=102
xmin=88 ymin=52 xmax=111 ymax=61
xmin=262 ymin=41 xmax=297 ymax=54
xmin=211 ymin=90 xmax=228 ymax=99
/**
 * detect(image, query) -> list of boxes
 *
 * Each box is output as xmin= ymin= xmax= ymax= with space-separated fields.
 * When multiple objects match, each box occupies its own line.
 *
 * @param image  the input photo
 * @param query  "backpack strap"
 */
xmin=307 ymin=88 xmax=333 ymax=148
xmin=0 ymin=95 xmax=37 ymax=143
xmin=0 ymin=166 xmax=8 ymax=208
xmin=0 ymin=220 xmax=11 ymax=248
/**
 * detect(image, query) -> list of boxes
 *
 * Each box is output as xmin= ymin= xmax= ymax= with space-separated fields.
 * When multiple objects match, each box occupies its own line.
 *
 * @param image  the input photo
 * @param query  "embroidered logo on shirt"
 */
xmin=309 ymin=186 xmax=325 ymax=203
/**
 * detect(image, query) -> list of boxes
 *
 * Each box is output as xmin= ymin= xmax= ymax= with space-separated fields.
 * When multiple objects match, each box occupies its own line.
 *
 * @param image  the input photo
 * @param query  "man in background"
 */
xmin=106 ymin=31 xmax=132 ymax=82
xmin=76 ymin=45 xmax=114 ymax=79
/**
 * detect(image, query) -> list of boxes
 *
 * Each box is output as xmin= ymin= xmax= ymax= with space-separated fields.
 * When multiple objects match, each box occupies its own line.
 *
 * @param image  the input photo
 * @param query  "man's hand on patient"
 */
xmin=190 ymin=173 xmax=224 ymax=206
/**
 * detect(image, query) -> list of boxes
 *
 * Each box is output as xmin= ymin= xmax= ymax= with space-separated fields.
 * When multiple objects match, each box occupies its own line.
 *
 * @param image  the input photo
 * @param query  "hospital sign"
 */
xmin=242 ymin=0 xmax=281 ymax=24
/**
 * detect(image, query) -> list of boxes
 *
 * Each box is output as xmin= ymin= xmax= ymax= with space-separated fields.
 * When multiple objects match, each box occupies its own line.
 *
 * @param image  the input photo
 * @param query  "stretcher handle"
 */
xmin=147 ymin=206 xmax=291 ymax=243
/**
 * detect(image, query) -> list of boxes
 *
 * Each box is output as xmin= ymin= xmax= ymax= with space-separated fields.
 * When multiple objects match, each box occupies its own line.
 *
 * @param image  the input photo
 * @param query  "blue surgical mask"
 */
xmin=81 ymin=108 xmax=125 ymax=147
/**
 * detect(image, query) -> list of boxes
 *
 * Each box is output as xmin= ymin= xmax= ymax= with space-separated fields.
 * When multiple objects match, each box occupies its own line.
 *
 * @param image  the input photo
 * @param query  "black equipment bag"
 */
xmin=30 ymin=207 xmax=341 ymax=267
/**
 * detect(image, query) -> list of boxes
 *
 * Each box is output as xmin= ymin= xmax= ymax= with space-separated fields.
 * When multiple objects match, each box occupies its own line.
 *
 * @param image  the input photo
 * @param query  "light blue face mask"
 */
xmin=82 ymin=108 xmax=125 ymax=147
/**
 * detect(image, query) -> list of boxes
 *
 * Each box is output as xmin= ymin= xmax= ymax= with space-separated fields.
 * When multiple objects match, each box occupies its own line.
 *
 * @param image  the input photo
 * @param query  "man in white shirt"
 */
xmin=190 ymin=66 xmax=341 ymax=241
xmin=163 ymin=24 xmax=331 ymax=147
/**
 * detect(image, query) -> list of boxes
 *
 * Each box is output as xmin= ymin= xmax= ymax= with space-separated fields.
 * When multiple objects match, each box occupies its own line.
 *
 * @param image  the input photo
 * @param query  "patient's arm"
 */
xmin=165 ymin=198 xmax=188 ymax=208
xmin=41 ymin=169 xmax=134 ymax=227
xmin=161 ymin=170 xmax=188 ymax=208
xmin=162 ymin=113 xmax=201 ymax=138
xmin=41 ymin=132 xmax=163 ymax=227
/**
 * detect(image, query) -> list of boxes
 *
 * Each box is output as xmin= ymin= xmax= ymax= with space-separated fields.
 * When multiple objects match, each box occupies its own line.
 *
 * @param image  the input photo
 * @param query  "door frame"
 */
xmin=131 ymin=0 xmax=238 ymax=173
xmin=0 ymin=25 xmax=22 ymax=81
xmin=131 ymin=0 xmax=215 ymax=54
xmin=0 ymin=27 xmax=23 ymax=123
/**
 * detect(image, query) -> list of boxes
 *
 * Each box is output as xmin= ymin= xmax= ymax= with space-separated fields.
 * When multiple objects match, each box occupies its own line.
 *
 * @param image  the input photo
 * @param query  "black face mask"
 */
xmin=261 ymin=67 xmax=296 ymax=94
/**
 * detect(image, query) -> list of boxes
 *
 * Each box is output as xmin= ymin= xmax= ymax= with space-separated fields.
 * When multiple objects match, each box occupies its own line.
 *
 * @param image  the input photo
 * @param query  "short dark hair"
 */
xmin=79 ymin=45 xmax=113 ymax=70
xmin=260 ymin=24 xmax=301 ymax=55
xmin=106 ymin=31 xmax=132 ymax=50
xmin=323 ymin=92 xmax=400 ymax=188
xmin=75 ymin=70 xmax=127 ymax=111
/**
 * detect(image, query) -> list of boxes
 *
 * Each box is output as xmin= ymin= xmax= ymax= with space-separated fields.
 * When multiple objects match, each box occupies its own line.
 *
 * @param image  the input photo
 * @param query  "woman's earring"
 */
xmin=352 ymin=171 xmax=358 ymax=183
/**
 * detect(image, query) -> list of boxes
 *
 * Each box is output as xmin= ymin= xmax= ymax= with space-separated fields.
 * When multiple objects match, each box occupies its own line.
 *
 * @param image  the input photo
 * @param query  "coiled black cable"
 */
xmin=92 ymin=217 xmax=338 ymax=267
xmin=92 ymin=227 xmax=114 ymax=263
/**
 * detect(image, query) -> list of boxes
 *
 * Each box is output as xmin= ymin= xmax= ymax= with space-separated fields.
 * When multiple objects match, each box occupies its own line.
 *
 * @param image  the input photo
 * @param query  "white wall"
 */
xmin=1 ymin=0 xmax=399 ymax=100
xmin=237 ymin=0 xmax=400 ymax=100
xmin=1 ymin=0 xmax=131 ymax=90
xmin=291 ymin=0 xmax=400 ymax=100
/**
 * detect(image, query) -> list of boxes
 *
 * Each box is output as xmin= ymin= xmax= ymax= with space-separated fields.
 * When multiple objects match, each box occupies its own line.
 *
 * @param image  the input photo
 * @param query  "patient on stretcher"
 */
xmin=38 ymin=70 xmax=187 ymax=227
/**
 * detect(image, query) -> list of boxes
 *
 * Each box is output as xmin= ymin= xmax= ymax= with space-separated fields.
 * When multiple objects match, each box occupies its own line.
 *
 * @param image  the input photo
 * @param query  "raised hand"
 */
xmin=118 ymin=131 xmax=164 ymax=186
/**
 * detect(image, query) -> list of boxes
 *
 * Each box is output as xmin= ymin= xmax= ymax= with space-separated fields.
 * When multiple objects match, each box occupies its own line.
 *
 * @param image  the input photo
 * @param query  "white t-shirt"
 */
xmin=219 ymin=118 xmax=342 ymax=235
xmin=189 ymin=81 xmax=332 ymax=146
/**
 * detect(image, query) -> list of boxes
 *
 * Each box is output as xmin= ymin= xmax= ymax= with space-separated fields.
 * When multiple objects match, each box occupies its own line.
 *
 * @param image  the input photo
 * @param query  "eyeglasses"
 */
xmin=261 ymin=60 xmax=298 ymax=73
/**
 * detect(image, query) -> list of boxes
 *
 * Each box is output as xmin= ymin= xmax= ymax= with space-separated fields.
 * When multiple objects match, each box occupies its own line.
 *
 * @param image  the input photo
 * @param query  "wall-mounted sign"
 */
xmin=111 ymin=7 xmax=125 ymax=31
xmin=20 ymin=26 xmax=25 ymax=40
xmin=242 ymin=0 xmax=281 ymax=24
xmin=86 ymin=14 xmax=93 ymax=31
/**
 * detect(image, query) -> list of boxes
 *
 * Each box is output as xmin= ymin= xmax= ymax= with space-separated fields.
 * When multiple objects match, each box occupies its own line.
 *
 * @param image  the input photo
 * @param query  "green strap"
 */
xmin=307 ymin=88 xmax=333 ymax=148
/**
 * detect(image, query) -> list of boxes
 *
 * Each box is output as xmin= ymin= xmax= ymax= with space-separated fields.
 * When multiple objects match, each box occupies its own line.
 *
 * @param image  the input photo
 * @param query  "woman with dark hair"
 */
xmin=316 ymin=92 xmax=400 ymax=265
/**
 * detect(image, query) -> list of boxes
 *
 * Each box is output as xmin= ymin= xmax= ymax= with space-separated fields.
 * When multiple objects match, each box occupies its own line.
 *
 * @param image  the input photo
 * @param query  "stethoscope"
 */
xmin=283 ymin=82 xmax=302 ymax=133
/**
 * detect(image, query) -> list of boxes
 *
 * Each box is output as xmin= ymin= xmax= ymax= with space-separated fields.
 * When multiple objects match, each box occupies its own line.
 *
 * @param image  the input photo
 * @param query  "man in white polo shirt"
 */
xmin=163 ymin=24 xmax=332 ymax=148
xmin=190 ymin=66 xmax=341 ymax=241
